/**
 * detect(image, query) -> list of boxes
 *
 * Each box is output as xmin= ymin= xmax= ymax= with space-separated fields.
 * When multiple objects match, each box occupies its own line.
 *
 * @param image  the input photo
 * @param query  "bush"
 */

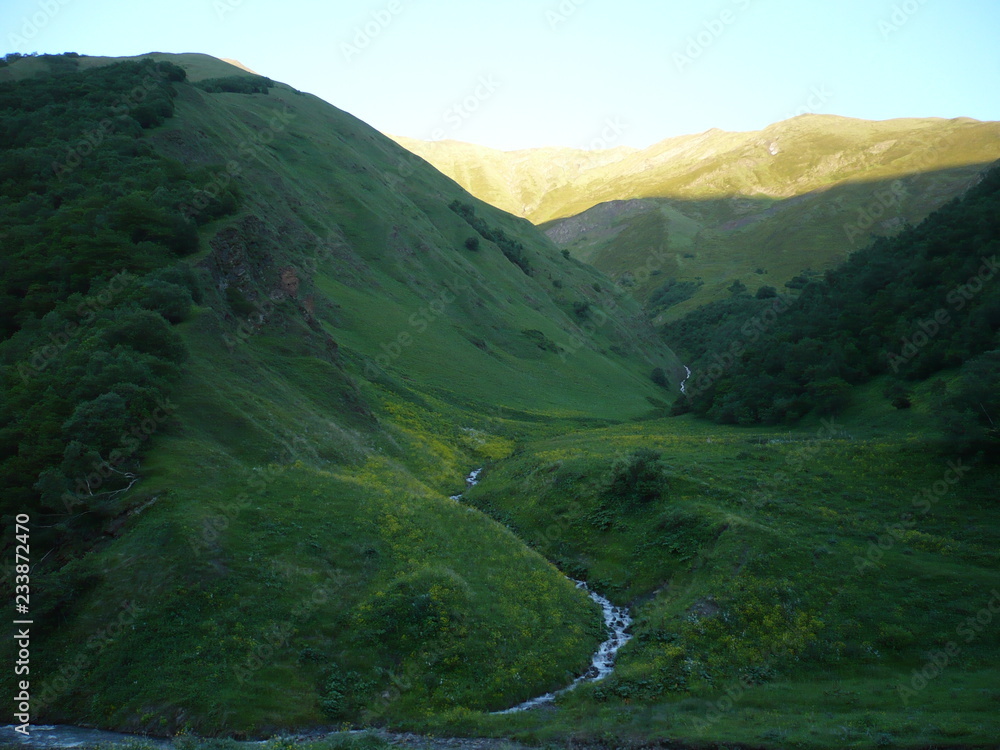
xmin=651 ymin=367 xmax=669 ymax=388
xmin=139 ymin=280 xmax=193 ymax=323
xmin=464 ymin=236 xmax=479 ymax=251
xmin=756 ymin=285 xmax=778 ymax=299
xmin=649 ymin=279 xmax=702 ymax=310
xmin=194 ymin=75 xmax=274 ymax=95
xmin=605 ymin=449 xmax=668 ymax=508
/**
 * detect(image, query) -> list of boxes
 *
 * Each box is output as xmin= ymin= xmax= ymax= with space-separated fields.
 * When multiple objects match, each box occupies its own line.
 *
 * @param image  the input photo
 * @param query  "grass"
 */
xmin=432 ymin=401 xmax=1000 ymax=748
xmin=2 ymin=54 xmax=997 ymax=750
xmin=396 ymin=117 xmax=1000 ymax=312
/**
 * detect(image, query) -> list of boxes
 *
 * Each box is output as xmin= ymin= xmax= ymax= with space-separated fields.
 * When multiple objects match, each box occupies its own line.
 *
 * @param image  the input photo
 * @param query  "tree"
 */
xmin=756 ymin=285 xmax=778 ymax=299
xmin=605 ymin=449 xmax=668 ymax=507
xmin=464 ymin=236 xmax=480 ymax=251
xmin=651 ymin=367 xmax=669 ymax=388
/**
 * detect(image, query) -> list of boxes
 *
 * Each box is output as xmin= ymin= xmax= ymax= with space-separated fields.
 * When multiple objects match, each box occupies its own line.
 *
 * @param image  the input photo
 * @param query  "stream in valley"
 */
xmin=1 ymin=469 xmax=633 ymax=745
xmin=452 ymin=469 xmax=633 ymax=714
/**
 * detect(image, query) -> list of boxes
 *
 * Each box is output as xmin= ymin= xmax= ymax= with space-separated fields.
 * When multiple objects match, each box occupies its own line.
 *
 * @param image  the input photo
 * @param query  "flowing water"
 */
xmin=679 ymin=365 xmax=692 ymax=395
xmin=5 ymin=467 xmax=633 ymax=740
xmin=495 ymin=579 xmax=632 ymax=713
xmin=0 ymin=725 xmax=170 ymax=747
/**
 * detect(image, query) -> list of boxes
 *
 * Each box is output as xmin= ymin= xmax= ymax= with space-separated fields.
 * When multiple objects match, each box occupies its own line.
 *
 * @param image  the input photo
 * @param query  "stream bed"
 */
xmin=1 ymin=468 xmax=633 ymax=743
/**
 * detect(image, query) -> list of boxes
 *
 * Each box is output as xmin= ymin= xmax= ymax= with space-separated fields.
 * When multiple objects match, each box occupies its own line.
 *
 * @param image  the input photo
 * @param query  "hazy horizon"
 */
xmin=2 ymin=0 xmax=998 ymax=151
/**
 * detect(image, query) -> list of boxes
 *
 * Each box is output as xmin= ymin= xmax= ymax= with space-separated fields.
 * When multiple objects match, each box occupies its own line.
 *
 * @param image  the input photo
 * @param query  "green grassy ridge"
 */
xmin=0 ymin=53 xmax=681 ymax=734
xmin=442 ymin=402 xmax=1000 ymax=748
xmin=543 ymin=165 xmax=996 ymax=319
xmin=142 ymin=60 xmax=679 ymax=410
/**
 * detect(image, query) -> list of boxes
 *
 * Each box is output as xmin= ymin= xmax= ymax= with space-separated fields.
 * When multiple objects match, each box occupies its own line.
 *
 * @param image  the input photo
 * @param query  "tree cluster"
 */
xmin=665 ymin=163 xmax=1000 ymax=444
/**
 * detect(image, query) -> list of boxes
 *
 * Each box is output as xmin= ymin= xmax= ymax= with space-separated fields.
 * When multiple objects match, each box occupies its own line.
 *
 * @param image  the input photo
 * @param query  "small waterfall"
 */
xmin=679 ymin=365 xmax=692 ymax=395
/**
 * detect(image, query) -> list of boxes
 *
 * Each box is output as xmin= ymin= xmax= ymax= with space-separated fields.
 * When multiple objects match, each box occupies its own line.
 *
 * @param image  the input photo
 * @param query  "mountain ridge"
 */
xmin=391 ymin=114 xmax=1000 ymax=224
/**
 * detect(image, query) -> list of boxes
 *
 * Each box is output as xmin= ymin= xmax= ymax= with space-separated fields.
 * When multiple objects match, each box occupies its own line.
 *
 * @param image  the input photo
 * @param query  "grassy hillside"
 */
xmin=2 ymin=53 xmax=998 ymax=750
xmin=395 ymin=117 xmax=1000 ymax=314
xmin=0 ymin=52 xmax=677 ymax=733
xmin=441 ymin=404 xmax=1000 ymax=749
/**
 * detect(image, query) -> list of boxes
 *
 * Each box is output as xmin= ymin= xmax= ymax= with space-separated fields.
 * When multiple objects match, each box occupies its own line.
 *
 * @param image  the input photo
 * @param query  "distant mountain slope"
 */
xmin=394 ymin=117 xmax=1000 ymax=315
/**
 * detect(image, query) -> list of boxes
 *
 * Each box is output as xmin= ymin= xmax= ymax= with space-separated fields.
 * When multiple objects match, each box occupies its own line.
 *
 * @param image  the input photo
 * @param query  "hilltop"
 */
xmin=394 ymin=117 xmax=1000 ymax=314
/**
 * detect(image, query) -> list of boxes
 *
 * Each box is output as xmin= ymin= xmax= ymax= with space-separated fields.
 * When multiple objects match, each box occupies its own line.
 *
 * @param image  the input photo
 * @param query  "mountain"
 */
xmin=2 ymin=52 xmax=998 ymax=750
xmin=0 ymin=52 xmax=678 ymax=732
xmin=394 ymin=117 xmax=1000 ymax=317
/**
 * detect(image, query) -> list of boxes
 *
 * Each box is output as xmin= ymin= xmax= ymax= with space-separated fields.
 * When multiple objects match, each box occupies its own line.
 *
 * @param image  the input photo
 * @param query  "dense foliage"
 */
xmin=649 ymin=278 xmax=702 ymax=312
xmin=449 ymin=199 xmax=533 ymax=275
xmin=666 ymin=164 xmax=1000 ymax=438
xmin=194 ymin=74 xmax=274 ymax=95
xmin=0 ymin=56 xmax=238 ymax=547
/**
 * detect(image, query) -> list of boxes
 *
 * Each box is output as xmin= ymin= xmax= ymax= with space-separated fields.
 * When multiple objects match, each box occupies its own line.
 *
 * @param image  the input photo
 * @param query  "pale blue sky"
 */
xmin=3 ymin=0 xmax=998 ymax=150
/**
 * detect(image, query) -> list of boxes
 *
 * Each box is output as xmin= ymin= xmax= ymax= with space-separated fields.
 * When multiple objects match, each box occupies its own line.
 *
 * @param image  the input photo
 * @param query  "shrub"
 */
xmin=194 ymin=75 xmax=274 ymax=95
xmin=590 ymin=450 xmax=669 ymax=528
xmin=755 ymin=285 xmax=778 ymax=299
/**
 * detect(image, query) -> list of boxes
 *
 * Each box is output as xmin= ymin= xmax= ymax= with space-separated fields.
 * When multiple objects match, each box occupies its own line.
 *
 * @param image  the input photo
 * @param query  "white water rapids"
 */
xmin=495 ymin=579 xmax=632 ymax=714
xmin=679 ymin=365 xmax=692 ymax=395
xmin=452 ymin=469 xmax=633 ymax=713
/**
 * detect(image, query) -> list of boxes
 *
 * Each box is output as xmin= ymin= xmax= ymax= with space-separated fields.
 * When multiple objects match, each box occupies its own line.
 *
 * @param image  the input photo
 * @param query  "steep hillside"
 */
xmin=664 ymin=162 xmax=1000 ymax=434
xmin=394 ymin=117 xmax=1000 ymax=314
xmin=0 ymin=53 xmax=678 ymax=733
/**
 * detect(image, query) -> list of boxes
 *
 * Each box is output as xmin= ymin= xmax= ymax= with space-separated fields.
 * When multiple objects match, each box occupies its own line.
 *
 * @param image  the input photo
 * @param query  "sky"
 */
xmin=2 ymin=0 xmax=999 ymax=151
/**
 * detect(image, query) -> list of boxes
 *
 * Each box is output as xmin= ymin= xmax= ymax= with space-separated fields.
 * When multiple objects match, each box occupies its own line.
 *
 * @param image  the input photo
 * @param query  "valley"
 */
xmin=0 ymin=51 xmax=997 ymax=750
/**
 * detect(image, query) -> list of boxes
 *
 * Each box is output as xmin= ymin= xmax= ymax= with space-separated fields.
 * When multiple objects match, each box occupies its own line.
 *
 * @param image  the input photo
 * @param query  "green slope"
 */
xmin=0 ymin=53 xmax=677 ymax=733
